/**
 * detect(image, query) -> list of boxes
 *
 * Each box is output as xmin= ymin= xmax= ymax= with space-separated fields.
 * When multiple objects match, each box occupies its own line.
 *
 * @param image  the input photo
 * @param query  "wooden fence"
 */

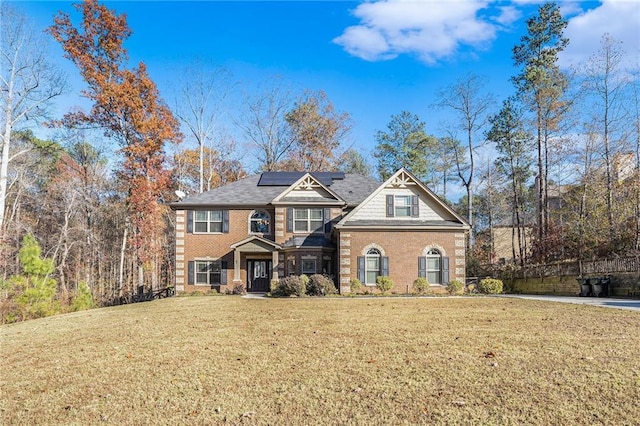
xmin=516 ymin=256 xmax=640 ymax=278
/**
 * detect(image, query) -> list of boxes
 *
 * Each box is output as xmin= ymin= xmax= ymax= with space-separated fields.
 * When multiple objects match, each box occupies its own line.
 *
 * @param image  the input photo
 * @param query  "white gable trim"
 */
xmin=271 ymin=173 xmax=346 ymax=205
xmin=336 ymin=168 xmax=470 ymax=228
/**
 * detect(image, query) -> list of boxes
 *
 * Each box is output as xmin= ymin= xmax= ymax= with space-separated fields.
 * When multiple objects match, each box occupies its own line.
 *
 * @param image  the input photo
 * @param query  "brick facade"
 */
xmin=337 ymin=230 xmax=466 ymax=294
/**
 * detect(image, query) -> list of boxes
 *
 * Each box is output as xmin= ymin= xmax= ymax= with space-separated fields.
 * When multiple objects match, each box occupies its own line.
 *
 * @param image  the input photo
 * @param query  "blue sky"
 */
xmin=12 ymin=0 xmax=640 ymax=176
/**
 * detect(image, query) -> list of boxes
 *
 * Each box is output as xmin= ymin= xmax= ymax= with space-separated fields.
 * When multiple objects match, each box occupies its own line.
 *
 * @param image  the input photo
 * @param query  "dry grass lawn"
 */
xmin=2 ymin=296 xmax=640 ymax=425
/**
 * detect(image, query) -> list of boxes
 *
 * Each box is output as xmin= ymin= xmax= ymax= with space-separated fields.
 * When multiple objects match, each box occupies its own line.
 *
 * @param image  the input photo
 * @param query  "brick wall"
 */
xmin=338 ymin=229 xmax=466 ymax=294
xmin=511 ymin=273 xmax=640 ymax=298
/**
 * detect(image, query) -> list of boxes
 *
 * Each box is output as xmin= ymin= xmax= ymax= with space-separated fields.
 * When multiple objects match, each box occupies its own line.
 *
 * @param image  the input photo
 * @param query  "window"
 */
xmin=395 ymin=195 xmax=411 ymax=217
xmin=293 ymin=208 xmax=324 ymax=233
xmin=426 ymin=249 xmax=441 ymax=284
xmin=365 ymin=248 xmax=381 ymax=284
xmin=302 ymin=259 xmax=316 ymax=274
xmin=386 ymin=194 xmax=418 ymax=217
xmin=195 ymin=260 xmax=221 ymax=285
xmin=250 ymin=210 xmax=270 ymax=234
xmin=194 ymin=210 xmax=223 ymax=233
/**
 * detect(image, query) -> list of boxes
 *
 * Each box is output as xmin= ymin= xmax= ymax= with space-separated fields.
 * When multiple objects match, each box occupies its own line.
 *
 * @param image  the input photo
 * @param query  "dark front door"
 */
xmin=247 ymin=260 xmax=272 ymax=292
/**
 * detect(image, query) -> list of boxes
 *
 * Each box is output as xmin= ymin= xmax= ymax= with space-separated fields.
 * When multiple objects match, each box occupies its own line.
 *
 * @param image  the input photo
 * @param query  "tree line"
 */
xmin=1 ymin=1 xmax=638 ymax=322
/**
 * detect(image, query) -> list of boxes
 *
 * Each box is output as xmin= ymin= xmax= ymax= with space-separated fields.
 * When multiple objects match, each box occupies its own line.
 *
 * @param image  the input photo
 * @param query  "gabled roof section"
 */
xmin=271 ymin=173 xmax=346 ymax=206
xmin=230 ymin=235 xmax=282 ymax=250
xmin=336 ymin=168 xmax=470 ymax=230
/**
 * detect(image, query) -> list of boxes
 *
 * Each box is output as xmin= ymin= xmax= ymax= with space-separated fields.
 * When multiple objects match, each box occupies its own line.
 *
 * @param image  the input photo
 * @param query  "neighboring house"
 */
xmin=169 ymin=168 xmax=470 ymax=294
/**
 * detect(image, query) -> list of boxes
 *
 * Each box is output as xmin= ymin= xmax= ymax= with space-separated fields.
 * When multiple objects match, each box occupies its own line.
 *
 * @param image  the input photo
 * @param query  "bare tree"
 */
xmin=174 ymin=62 xmax=235 ymax=193
xmin=236 ymin=80 xmax=295 ymax=171
xmin=0 ymin=4 xmax=66 ymax=232
xmin=581 ymin=34 xmax=628 ymax=243
xmin=435 ymin=73 xmax=495 ymax=247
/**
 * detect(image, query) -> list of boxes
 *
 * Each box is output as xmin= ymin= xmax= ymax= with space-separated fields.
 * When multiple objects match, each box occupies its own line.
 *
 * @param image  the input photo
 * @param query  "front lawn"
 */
xmin=2 ymin=296 xmax=639 ymax=424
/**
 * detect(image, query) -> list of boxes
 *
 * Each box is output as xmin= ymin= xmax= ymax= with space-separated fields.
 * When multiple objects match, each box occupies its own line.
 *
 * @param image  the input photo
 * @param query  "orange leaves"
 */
xmin=49 ymin=0 xmax=182 ymax=259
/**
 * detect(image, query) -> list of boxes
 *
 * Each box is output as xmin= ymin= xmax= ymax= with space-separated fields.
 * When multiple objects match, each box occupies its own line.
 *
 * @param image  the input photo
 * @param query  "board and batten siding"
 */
xmin=349 ymin=188 xmax=444 ymax=221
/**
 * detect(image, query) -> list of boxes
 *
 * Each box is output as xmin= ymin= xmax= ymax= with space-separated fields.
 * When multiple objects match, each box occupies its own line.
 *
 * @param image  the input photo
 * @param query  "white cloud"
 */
xmin=560 ymin=0 xmax=640 ymax=72
xmin=333 ymin=0 xmax=504 ymax=64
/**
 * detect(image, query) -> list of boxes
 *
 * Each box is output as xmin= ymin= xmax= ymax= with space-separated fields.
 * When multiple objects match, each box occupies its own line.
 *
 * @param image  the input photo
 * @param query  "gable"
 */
xmin=272 ymin=173 xmax=345 ymax=205
xmin=337 ymin=168 xmax=469 ymax=229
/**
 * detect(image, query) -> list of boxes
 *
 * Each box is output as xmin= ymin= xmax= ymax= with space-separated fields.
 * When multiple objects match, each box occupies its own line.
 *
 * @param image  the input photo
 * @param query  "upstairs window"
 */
xmin=394 ymin=195 xmax=411 ymax=217
xmin=250 ymin=210 xmax=270 ymax=234
xmin=293 ymin=208 xmax=324 ymax=233
xmin=386 ymin=194 xmax=419 ymax=217
xmin=195 ymin=210 xmax=222 ymax=233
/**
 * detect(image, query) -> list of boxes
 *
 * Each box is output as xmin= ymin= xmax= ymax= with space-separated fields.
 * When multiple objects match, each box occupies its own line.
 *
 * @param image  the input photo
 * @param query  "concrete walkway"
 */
xmin=500 ymin=294 xmax=640 ymax=312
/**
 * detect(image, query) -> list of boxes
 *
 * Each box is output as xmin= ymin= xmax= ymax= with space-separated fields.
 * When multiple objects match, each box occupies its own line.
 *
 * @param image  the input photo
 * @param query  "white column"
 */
xmin=233 ymin=248 xmax=241 ymax=282
xmin=271 ymin=250 xmax=279 ymax=283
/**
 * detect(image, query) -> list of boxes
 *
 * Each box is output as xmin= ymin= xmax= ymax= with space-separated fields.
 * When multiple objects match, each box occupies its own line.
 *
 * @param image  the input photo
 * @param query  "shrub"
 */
xmin=71 ymin=282 xmax=95 ymax=312
xmin=447 ymin=279 xmax=464 ymax=295
xmin=349 ymin=278 xmax=363 ymax=294
xmin=413 ymin=277 xmax=430 ymax=294
xmin=376 ymin=276 xmax=393 ymax=294
xmin=299 ymin=274 xmax=310 ymax=287
xmin=272 ymin=276 xmax=306 ymax=297
xmin=306 ymin=274 xmax=337 ymax=296
xmin=478 ymin=278 xmax=504 ymax=294
xmin=466 ymin=284 xmax=476 ymax=294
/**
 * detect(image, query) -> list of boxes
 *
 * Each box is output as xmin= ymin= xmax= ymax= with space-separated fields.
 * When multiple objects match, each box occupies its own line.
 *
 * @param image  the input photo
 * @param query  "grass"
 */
xmin=2 ymin=296 xmax=640 ymax=425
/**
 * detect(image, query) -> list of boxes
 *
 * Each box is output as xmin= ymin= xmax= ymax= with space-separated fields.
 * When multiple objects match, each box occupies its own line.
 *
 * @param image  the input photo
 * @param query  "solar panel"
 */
xmin=257 ymin=171 xmax=345 ymax=186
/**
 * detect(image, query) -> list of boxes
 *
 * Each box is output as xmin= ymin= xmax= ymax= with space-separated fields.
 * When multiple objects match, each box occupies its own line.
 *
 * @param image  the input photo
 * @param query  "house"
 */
xmin=169 ymin=168 xmax=470 ymax=294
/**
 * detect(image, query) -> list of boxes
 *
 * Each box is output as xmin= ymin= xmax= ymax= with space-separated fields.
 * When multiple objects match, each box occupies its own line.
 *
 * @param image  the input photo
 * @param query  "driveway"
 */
xmin=501 ymin=294 xmax=640 ymax=312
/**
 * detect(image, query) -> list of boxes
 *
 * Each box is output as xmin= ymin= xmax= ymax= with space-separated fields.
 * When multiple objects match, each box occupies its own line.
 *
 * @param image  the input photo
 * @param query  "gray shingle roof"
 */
xmin=170 ymin=173 xmax=381 ymax=208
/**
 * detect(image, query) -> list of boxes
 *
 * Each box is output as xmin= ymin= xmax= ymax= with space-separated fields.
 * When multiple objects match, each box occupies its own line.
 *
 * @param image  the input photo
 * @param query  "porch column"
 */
xmin=271 ymin=250 xmax=279 ymax=283
xmin=233 ymin=248 xmax=241 ymax=282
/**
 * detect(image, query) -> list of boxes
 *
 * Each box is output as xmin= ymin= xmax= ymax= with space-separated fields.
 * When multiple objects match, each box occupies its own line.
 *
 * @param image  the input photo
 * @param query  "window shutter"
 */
xmin=381 ymin=256 xmax=389 ymax=276
xmin=287 ymin=208 xmax=293 ymax=232
xmin=386 ymin=195 xmax=394 ymax=217
xmin=220 ymin=261 xmax=228 ymax=285
xmin=188 ymin=261 xmax=194 ymax=285
xmin=222 ymin=210 xmax=229 ymax=233
xmin=418 ymin=256 xmax=426 ymax=278
xmin=357 ymin=256 xmax=365 ymax=283
xmin=442 ymin=257 xmax=450 ymax=284
xmin=323 ymin=208 xmax=332 ymax=233
xmin=411 ymin=195 xmax=419 ymax=217
xmin=187 ymin=210 xmax=193 ymax=233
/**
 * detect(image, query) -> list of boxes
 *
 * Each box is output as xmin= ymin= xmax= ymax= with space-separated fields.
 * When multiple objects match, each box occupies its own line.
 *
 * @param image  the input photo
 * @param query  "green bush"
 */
xmin=466 ymin=283 xmax=476 ymax=294
xmin=71 ymin=282 xmax=95 ymax=312
xmin=306 ymin=274 xmax=337 ymax=296
xmin=413 ymin=277 xmax=430 ymax=294
xmin=349 ymin=278 xmax=363 ymax=294
xmin=478 ymin=278 xmax=504 ymax=294
xmin=376 ymin=276 xmax=393 ymax=294
xmin=447 ymin=279 xmax=464 ymax=295
xmin=299 ymin=274 xmax=310 ymax=287
xmin=272 ymin=276 xmax=306 ymax=297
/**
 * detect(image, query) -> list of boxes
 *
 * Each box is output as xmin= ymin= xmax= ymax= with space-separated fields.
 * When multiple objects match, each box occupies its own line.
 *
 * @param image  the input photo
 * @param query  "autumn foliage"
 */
xmin=48 ymin=1 xmax=181 ymax=275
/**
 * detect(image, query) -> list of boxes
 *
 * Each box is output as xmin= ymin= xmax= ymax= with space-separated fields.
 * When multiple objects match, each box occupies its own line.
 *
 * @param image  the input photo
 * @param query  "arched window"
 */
xmin=426 ymin=248 xmax=442 ymax=284
xmin=250 ymin=210 xmax=270 ymax=234
xmin=365 ymin=248 xmax=381 ymax=284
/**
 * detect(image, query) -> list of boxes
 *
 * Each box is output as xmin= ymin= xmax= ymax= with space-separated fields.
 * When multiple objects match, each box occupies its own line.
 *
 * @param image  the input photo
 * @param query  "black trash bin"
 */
xmin=591 ymin=278 xmax=602 ymax=297
xmin=598 ymin=277 xmax=610 ymax=297
xmin=577 ymin=277 xmax=591 ymax=297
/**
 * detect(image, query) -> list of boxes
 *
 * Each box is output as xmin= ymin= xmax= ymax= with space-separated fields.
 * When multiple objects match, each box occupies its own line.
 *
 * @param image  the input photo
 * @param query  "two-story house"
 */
xmin=170 ymin=168 xmax=470 ymax=294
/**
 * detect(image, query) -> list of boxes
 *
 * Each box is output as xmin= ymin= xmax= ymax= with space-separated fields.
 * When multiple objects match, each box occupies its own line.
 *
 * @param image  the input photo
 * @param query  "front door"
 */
xmin=247 ymin=260 xmax=272 ymax=292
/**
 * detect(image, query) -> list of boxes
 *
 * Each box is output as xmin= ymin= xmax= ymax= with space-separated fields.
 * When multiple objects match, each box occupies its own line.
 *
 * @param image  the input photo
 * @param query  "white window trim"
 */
xmin=394 ymin=195 xmax=411 ymax=217
xmin=426 ymin=249 xmax=442 ymax=285
xmin=293 ymin=208 xmax=324 ymax=234
xmin=193 ymin=210 xmax=223 ymax=234
xmin=194 ymin=259 xmax=222 ymax=286
xmin=364 ymin=248 xmax=381 ymax=286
